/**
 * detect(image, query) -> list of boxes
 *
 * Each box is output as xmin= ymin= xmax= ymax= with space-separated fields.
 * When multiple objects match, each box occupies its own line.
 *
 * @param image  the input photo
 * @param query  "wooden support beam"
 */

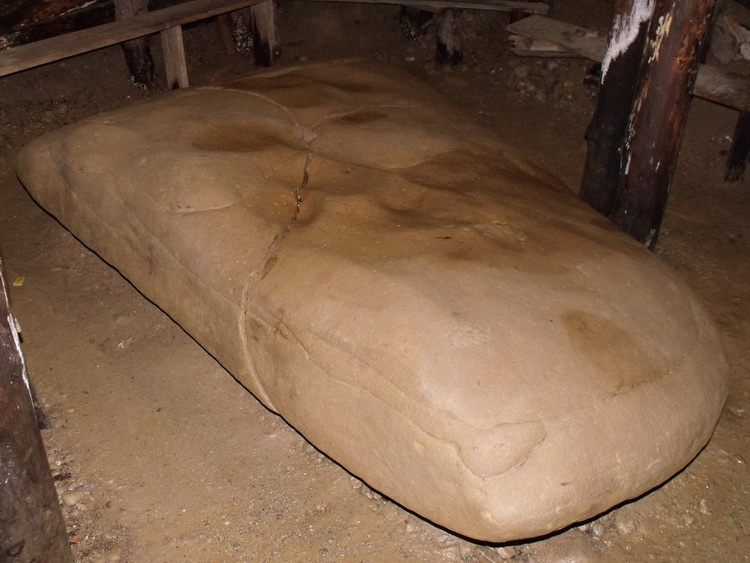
xmin=0 ymin=261 xmax=72 ymax=562
xmin=119 ymin=36 xmax=154 ymax=87
xmin=612 ymin=0 xmax=716 ymax=246
xmin=0 ymin=0 xmax=115 ymax=50
xmin=693 ymin=63 xmax=750 ymax=113
xmin=251 ymin=0 xmax=276 ymax=67
xmin=580 ymin=0 xmax=653 ymax=217
xmin=507 ymin=14 xmax=750 ymax=113
xmin=161 ymin=25 xmax=189 ymax=89
xmin=296 ymin=0 xmax=549 ymax=14
xmin=436 ymin=9 xmax=464 ymax=65
xmin=724 ymin=111 xmax=750 ymax=181
xmin=506 ymin=14 xmax=607 ymax=60
xmin=216 ymin=13 xmax=239 ymax=54
xmin=0 ymin=0 xmax=268 ymax=77
xmin=115 ymin=0 xmax=154 ymax=88
xmin=518 ymin=6 xmax=721 ymax=244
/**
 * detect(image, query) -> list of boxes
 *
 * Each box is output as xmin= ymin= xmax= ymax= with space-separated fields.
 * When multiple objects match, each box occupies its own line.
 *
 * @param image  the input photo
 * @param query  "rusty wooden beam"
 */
xmin=580 ymin=0 xmax=653 ymax=217
xmin=611 ymin=0 xmax=717 ymax=246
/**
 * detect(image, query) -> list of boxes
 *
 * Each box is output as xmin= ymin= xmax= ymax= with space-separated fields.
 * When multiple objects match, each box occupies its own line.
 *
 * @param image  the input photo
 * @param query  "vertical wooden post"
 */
xmin=161 ymin=25 xmax=189 ymax=89
xmin=611 ymin=0 xmax=716 ymax=246
xmin=216 ymin=13 xmax=239 ymax=54
xmin=0 ymin=262 xmax=72 ymax=562
xmin=724 ymin=111 xmax=750 ymax=181
xmin=251 ymin=0 xmax=276 ymax=67
xmin=114 ymin=0 xmax=154 ymax=88
xmin=436 ymin=9 xmax=464 ymax=66
xmin=580 ymin=0 xmax=654 ymax=216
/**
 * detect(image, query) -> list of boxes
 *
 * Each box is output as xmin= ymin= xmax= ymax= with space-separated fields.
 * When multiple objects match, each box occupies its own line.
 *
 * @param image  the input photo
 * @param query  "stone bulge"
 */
xmin=16 ymin=60 xmax=728 ymax=542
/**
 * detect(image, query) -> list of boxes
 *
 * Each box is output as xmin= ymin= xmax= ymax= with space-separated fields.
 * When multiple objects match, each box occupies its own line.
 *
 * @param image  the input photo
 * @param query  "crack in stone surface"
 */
xmin=237 ymin=151 xmax=314 ymax=408
xmin=203 ymin=86 xmax=305 ymax=131
xmin=256 ymin=151 xmax=313 ymax=280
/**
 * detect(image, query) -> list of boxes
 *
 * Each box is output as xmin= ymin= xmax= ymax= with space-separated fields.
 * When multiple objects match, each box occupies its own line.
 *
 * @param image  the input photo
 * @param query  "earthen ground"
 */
xmin=0 ymin=3 xmax=748 ymax=561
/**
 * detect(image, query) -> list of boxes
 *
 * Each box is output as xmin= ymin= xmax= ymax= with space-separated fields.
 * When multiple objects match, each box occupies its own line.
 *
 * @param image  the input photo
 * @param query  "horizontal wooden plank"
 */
xmin=302 ymin=0 xmax=549 ymax=13
xmin=0 ymin=0 xmax=266 ymax=76
xmin=694 ymin=64 xmax=750 ymax=113
xmin=508 ymin=36 xmax=578 ymax=57
xmin=0 ymin=1 xmax=115 ymax=50
xmin=507 ymin=15 xmax=750 ymax=113
xmin=506 ymin=14 xmax=606 ymax=61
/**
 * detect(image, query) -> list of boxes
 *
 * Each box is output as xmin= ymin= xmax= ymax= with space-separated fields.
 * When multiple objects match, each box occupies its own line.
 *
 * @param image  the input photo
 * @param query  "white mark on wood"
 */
xmin=9 ymin=314 xmax=30 ymax=397
xmin=648 ymin=13 xmax=674 ymax=64
xmin=602 ymin=0 xmax=654 ymax=78
xmin=60 ymin=1 xmax=98 ymax=17
xmin=0 ymin=270 xmax=32 ymax=401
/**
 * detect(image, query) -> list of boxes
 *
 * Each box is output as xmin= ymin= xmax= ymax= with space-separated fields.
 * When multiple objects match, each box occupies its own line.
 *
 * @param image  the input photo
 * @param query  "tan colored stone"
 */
xmin=15 ymin=60 xmax=728 ymax=542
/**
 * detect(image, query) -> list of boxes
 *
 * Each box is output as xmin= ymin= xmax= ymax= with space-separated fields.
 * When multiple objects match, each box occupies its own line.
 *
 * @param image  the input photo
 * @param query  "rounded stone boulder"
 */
xmin=15 ymin=60 xmax=728 ymax=542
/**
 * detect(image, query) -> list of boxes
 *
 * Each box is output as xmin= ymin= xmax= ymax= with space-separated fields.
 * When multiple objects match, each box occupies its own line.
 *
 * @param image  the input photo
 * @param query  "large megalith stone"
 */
xmin=15 ymin=60 xmax=728 ymax=542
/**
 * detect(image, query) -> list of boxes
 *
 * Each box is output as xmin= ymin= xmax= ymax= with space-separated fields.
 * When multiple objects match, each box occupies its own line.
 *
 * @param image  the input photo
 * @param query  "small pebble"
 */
xmin=62 ymin=491 xmax=84 ymax=506
xmin=589 ymin=522 xmax=605 ymax=538
xmin=725 ymin=405 xmax=745 ymax=418
xmin=435 ymin=531 xmax=451 ymax=543
xmin=362 ymin=488 xmax=381 ymax=500
xmin=495 ymin=545 xmax=517 ymax=559
xmin=437 ymin=545 xmax=459 ymax=559
xmin=614 ymin=513 xmax=636 ymax=535
xmin=513 ymin=65 xmax=530 ymax=79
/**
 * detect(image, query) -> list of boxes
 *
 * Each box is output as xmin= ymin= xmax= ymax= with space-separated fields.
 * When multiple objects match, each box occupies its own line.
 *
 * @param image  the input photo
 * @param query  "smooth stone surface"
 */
xmin=16 ymin=60 xmax=728 ymax=542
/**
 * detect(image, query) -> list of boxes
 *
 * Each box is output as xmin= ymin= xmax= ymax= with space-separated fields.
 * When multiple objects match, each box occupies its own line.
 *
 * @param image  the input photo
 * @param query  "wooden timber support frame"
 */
xmin=0 ymin=0 xmax=278 ymax=89
xmin=582 ymin=0 xmax=717 ymax=247
xmin=0 ymin=260 xmax=73 ymax=562
xmin=508 ymin=6 xmax=750 ymax=245
xmin=0 ymin=0 xmax=549 ymax=88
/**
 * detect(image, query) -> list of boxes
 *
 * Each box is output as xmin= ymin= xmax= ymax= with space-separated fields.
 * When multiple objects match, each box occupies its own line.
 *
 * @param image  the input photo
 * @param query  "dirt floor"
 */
xmin=1 ymin=2 xmax=748 ymax=561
